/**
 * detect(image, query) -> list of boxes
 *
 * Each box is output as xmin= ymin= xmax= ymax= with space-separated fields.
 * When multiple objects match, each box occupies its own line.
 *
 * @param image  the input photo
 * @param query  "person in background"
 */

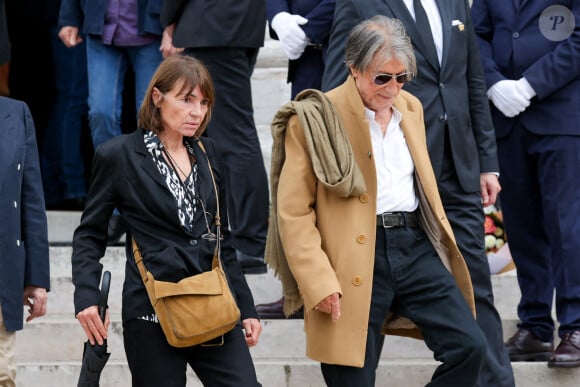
xmin=322 ymin=1 xmax=514 ymax=386
xmin=41 ymin=0 xmax=89 ymax=211
xmin=72 ymin=55 xmax=262 ymax=385
xmin=256 ymin=0 xmax=336 ymax=319
xmin=160 ymin=0 xmax=270 ymax=274
xmin=58 ymin=0 xmax=180 ymax=243
xmin=0 ymin=96 xmax=50 ymax=387
xmin=268 ymin=16 xmax=486 ymax=386
xmin=0 ymin=0 xmax=9 ymax=96
xmin=472 ymin=0 xmax=580 ymax=368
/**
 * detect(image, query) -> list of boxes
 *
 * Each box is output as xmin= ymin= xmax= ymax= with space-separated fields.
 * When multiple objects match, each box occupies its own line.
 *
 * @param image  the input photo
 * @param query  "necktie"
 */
xmin=413 ymin=0 xmax=439 ymax=67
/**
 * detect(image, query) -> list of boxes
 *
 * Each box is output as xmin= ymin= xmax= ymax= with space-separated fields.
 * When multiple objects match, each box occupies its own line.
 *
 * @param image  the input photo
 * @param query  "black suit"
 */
xmin=161 ymin=1 xmax=269 ymax=260
xmin=322 ymin=1 xmax=513 ymax=386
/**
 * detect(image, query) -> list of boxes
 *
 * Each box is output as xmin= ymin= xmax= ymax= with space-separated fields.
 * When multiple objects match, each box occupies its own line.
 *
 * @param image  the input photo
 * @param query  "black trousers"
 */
xmin=438 ymin=145 xmax=515 ymax=387
xmin=321 ymin=226 xmax=486 ymax=387
xmin=123 ymin=320 xmax=260 ymax=386
xmin=185 ymin=47 xmax=269 ymax=258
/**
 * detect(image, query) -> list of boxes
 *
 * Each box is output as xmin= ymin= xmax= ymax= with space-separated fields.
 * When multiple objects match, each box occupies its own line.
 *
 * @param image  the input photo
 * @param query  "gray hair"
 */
xmin=345 ymin=15 xmax=416 ymax=80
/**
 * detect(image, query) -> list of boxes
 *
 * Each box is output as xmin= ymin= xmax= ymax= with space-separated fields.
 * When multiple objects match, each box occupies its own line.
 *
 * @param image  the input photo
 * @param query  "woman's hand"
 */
xmin=241 ymin=318 xmax=262 ymax=347
xmin=76 ymin=305 xmax=110 ymax=346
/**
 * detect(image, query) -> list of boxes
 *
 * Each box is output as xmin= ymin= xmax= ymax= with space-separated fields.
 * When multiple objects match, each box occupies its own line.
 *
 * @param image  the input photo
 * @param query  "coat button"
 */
xmin=356 ymin=234 xmax=366 ymax=244
xmin=189 ymin=239 xmax=198 ymax=246
xmin=16 ymin=240 xmax=21 ymax=247
xmin=352 ymin=276 xmax=363 ymax=286
xmin=14 ymin=201 xmax=17 ymax=208
xmin=17 ymin=163 xmax=21 ymax=171
xmin=359 ymin=193 xmax=369 ymax=203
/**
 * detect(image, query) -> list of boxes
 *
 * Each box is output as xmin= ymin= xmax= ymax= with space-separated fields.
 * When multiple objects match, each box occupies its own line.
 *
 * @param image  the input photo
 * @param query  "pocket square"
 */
xmin=452 ymin=19 xmax=465 ymax=31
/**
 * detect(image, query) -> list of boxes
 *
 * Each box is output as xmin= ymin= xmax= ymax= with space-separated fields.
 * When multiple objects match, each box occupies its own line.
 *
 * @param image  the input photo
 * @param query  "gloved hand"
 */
xmin=271 ymin=12 xmax=309 ymax=60
xmin=515 ymin=77 xmax=536 ymax=100
xmin=487 ymin=79 xmax=533 ymax=118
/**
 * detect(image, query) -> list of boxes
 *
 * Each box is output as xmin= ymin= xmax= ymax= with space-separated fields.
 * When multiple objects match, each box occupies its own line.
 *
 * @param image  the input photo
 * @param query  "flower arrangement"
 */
xmin=484 ymin=205 xmax=506 ymax=254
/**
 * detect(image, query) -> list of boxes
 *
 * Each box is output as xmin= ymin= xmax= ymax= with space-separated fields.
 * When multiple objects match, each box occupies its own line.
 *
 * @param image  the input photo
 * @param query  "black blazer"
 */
xmin=72 ymin=129 xmax=258 ymax=322
xmin=160 ymin=0 xmax=266 ymax=48
xmin=322 ymin=0 xmax=498 ymax=192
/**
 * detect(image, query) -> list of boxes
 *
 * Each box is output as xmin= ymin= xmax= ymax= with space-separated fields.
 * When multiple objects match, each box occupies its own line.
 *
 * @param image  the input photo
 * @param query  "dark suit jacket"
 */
xmin=72 ymin=129 xmax=257 ymax=323
xmin=0 ymin=0 xmax=9 ymax=64
xmin=323 ymin=0 xmax=498 ymax=192
xmin=160 ymin=0 xmax=266 ymax=48
xmin=0 ymin=97 xmax=50 ymax=331
xmin=472 ymin=0 xmax=580 ymax=138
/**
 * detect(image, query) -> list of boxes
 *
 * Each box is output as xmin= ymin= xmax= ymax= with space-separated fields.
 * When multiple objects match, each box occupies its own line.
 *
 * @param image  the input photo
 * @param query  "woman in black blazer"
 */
xmin=71 ymin=55 xmax=262 ymax=386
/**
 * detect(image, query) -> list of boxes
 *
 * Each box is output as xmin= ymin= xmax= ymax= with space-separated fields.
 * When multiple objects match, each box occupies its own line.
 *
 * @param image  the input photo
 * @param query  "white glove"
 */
xmin=271 ymin=12 xmax=309 ymax=60
xmin=487 ymin=79 xmax=532 ymax=118
xmin=515 ymin=77 xmax=536 ymax=100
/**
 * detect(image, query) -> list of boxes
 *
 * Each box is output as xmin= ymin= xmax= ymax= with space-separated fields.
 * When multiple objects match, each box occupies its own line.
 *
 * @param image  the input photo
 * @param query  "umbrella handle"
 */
xmin=98 ymin=271 xmax=111 ymax=323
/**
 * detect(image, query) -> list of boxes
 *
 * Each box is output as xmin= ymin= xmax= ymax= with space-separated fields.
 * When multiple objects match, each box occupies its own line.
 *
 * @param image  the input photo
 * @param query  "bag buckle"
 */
xmin=200 ymin=335 xmax=225 ymax=347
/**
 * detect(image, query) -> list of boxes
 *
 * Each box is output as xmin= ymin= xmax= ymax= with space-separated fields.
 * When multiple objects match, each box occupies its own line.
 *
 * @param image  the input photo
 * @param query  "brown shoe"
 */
xmin=255 ymin=296 xmax=303 ymax=319
xmin=505 ymin=328 xmax=554 ymax=361
xmin=548 ymin=331 xmax=580 ymax=368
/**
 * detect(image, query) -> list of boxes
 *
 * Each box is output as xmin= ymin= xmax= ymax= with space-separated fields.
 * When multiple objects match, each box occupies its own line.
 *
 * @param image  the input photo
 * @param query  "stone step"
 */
xmin=46 ymin=244 xmax=522 ymax=317
xmin=15 ymin=317 xmax=436 ymax=363
xmin=14 ymin=360 xmax=580 ymax=387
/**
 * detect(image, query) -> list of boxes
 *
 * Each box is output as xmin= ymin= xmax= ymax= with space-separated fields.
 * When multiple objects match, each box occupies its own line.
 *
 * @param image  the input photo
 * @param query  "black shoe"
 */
xmin=548 ymin=331 xmax=580 ymax=368
xmin=107 ymin=215 xmax=126 ymax=246
xmin=236 ymin=251 xmax=267 ymax=274
xmin=255 ymin=296 xmax=304 ymax=319
xmin=505 ymin=328 xmax=554 ymax=361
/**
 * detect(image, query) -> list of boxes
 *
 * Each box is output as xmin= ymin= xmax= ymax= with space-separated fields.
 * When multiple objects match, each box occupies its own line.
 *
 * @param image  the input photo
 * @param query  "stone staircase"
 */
xmin=14 ymin=34 xmax=580 ymax=386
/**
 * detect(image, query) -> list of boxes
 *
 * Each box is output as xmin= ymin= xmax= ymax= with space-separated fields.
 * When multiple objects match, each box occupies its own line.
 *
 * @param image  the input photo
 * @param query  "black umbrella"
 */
xmin=78 ymin=270 xmax=111 ymax=387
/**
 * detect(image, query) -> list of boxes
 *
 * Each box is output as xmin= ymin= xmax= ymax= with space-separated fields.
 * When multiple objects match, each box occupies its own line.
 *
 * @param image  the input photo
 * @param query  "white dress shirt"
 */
xmin=366 ymin=107 xmax=419 ymax=214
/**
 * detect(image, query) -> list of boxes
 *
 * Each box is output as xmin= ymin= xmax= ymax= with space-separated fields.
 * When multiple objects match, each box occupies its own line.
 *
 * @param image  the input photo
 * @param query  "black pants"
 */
xmin=123 ymin=320 xmax=260 ymax=386
xmin=321 ymin=226 xmax=486 ymax=387
xmin=439 ymin=144 xmax=515 ymax=387
xmin=185 ymin=47 xmax=269 ymax=258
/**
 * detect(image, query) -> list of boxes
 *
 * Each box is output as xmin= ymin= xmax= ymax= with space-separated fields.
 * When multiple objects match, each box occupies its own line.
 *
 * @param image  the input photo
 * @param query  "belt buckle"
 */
xmin=380 ymin=213 xmax=395 ymax=229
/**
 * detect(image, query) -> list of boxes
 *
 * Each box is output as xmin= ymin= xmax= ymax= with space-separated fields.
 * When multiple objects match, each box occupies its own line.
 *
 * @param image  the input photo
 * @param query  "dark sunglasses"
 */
xmin=373 ymin=72 xmax=412 ymax=85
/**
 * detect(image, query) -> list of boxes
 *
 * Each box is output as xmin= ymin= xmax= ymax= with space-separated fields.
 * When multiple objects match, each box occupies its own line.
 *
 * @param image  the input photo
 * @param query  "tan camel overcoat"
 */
xmin=276 ymin=77 xmax=475 ymax=367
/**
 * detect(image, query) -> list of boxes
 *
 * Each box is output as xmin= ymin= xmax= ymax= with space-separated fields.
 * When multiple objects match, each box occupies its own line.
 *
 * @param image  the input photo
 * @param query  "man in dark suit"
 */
xmin=472 ymin=0 xmax=580 ymax=368
xmin=160 ymin=0 xmax=269 ymax=274
xmin=322 ymin=1 xmax=513 ymax=386
xmin=0 ymin=96 xmax=50 ymax=385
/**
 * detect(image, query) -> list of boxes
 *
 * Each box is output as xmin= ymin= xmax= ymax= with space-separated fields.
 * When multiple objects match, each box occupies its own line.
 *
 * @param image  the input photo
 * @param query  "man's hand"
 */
xmin=314 ymin=292 xmax=341 ymax=321
xmin=160 ymin=24 xmax=184 ymax=59
xmin=271 ymin=12 xmax=310 ymax=60
xmin=23 ymin=286 xmax=47 ymax=322
xmin=487 ymin=79 xmax=533 ymax=118
xmin=480 ymin=173 xmax=501 ymax=207
xmin=58 ymin=26 xmax=82 ymax=48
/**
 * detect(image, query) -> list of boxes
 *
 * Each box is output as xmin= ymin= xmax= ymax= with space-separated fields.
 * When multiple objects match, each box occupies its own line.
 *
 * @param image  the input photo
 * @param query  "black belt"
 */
xmin=376 ymin=211 xmax=419 ymax=228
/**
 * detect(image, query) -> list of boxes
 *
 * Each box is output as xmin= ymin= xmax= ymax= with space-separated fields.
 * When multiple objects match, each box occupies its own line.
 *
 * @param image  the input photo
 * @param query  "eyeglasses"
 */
xmin=373 ymin=72 xmax=412 ymax=85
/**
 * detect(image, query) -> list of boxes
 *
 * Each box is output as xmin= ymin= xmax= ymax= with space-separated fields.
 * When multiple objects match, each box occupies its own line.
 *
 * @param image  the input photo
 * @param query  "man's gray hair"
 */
xmin=345 ymin=15 xmax=417 ymax=79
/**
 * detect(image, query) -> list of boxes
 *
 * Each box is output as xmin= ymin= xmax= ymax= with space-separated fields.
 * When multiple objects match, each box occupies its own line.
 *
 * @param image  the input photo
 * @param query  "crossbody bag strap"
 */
xmin=132 ymin=237 xmax=149 ymax=283
xmin=197 ymin=139 xmax=222 ymax=269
